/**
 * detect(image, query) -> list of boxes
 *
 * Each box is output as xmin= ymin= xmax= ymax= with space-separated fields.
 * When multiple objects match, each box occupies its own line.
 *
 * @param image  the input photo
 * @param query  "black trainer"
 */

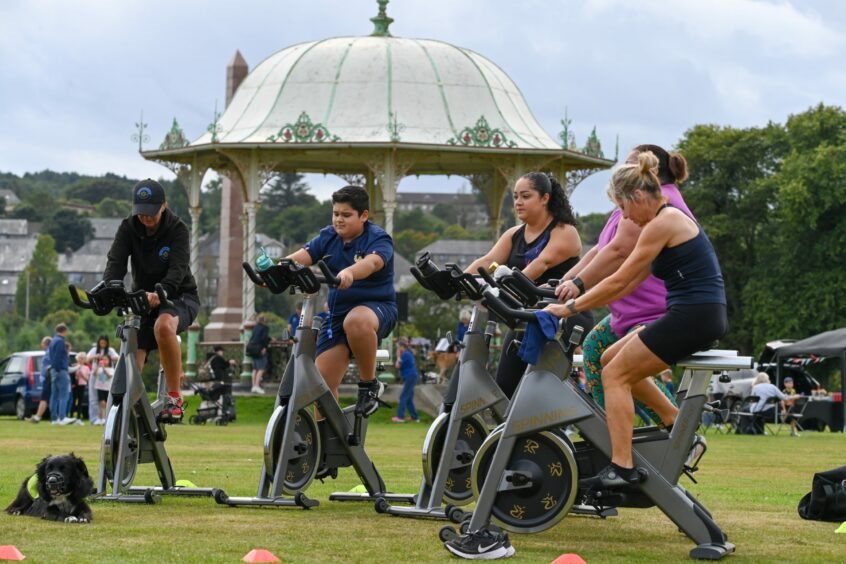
xmin=579 ymin=463 xmax=644 ymax=491
xmin=354 ymin=379 xmax=385 ymax=417
xmin=444 ymin=528 xmax=513 ymax=560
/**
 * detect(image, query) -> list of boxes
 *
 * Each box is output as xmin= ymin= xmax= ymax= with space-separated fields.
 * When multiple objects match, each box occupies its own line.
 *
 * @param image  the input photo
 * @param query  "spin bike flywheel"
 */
xmin=264 ymin=405 xmax=321 ymax=496
xmin=422 ymin=412 xmax=488 ymax=506
xmin=471 ymin=427 xmax=578 ymax=533
xmin=103 ymin=404 xmax=140 ymax=489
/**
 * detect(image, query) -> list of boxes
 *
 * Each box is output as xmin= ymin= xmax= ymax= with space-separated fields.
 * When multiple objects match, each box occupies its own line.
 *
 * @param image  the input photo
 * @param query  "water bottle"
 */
xmin=255 ymin=247 xmax=278 ymax=290
xmin=255 ymin=246 xmax=274 ymax=272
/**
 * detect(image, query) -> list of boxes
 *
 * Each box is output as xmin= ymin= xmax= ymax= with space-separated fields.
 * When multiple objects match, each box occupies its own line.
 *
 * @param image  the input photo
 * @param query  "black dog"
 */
xmin=5 ymin=453 xmax=94 ymax=523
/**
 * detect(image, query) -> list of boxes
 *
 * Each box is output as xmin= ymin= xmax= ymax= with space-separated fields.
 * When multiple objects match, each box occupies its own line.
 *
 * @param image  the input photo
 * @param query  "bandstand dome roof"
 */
xmin=191 ymin=35 xmax=565 ymax=150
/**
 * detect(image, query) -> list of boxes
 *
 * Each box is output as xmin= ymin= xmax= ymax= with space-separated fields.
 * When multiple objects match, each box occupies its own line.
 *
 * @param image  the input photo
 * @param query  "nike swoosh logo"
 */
xmin=478 ymin=542 xmax=499 ymax=552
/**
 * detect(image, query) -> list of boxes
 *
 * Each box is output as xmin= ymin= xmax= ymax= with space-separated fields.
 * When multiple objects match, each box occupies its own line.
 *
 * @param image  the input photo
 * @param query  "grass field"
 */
xmin=0 ymin=397 xmax=844 ymax=563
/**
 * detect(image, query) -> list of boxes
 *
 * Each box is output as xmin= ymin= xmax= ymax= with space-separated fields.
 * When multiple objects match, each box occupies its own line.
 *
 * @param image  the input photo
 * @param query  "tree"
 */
xmin=676 ymin=121 xmax=786 ymax=352
xmin=45 ymin=209 xmax=95 ymax=252
xmin=577 ymin=212 xmax=612 ymax=245
xmin=261 ymin=173 xmax=314 ymax=211
xmin=199 ymin=176 xmax=222 ymax=234
xmin=393 ymin=229 xmax=439 ymax=262
xmin=95 ymin=197 xmax=131 ymax=218
xmin=16 ymin=234 xmax=66 ymax=320
xmin=677 ymin=103 xmax=846 ymax=353
xmin=66 ymin=176 xmax=133 ymax=203
xmin=406 ymin=282 xmax=460 ymax=342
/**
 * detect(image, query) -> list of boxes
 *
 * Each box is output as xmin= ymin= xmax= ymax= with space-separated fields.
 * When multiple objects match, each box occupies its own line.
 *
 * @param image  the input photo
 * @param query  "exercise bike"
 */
xmin=374 ymin=254 xmax=508 ymax=521
xmin=216 ymin=259 xmax=415 ymax=509
xmin=68 ymin=281 xmax=222 ymax=503
xmin=441 ymin=266 xmax=752 ymax=560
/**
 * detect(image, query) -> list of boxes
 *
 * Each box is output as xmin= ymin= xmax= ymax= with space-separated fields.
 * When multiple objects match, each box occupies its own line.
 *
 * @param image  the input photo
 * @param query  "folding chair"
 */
xmin=760 ymin=396 xmax=782 ymax=435
xmin=783 ymin=396 xmax=808 ymax=436
xmin=734 ymin=395 xmax=763 ymax=434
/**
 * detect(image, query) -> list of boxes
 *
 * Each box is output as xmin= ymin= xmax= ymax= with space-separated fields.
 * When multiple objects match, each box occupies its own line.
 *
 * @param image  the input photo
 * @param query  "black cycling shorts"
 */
xmin=138 ymin=294 xmax=200 ymax=352
xmin=638 ymin=303 xmax=727 ymax=366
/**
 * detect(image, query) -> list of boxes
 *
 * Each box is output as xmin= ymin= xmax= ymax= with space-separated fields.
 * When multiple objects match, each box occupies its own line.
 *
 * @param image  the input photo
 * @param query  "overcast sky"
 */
xmin=1 ymin=0 xmax=844 ymax=214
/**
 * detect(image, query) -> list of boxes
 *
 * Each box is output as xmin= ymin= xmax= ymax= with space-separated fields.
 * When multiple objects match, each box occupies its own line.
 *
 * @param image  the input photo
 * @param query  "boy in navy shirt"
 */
xmin=286 ymin=185 xmax=397 ymax=416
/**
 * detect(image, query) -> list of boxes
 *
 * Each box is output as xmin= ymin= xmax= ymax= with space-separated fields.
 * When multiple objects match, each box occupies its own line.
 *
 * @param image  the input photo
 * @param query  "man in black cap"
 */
xmin=103 ymin=178 xmax=200 ymax=423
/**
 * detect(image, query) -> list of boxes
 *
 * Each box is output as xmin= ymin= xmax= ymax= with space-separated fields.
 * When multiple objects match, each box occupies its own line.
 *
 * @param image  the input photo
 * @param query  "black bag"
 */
xmin=798 ymin=465 xmax=846 ymax=522
xmin=245 ymin=341 xmax=262 ymax=357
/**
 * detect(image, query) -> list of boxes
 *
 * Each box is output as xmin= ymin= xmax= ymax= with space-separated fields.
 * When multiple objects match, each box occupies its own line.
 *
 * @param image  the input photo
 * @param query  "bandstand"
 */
xmin=142 ymin=1 xmax=613 ymax=373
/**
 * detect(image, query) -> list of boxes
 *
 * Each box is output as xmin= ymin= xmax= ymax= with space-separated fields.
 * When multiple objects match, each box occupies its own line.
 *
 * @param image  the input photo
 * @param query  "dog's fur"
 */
xmin=5 ymin=453 xmax=93 ymax=523
xmin=428 ymin=350 xmax=459 ymax=384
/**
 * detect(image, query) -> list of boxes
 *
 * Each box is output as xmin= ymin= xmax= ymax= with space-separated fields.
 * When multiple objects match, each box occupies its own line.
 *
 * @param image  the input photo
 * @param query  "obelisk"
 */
xmin=204 ymin=50 xmax=249 ymax=341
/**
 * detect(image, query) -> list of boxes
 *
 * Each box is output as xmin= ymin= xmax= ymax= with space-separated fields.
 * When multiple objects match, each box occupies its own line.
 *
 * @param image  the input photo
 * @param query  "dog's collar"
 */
xmin=27 ymin=474 xmax=39 ymax=500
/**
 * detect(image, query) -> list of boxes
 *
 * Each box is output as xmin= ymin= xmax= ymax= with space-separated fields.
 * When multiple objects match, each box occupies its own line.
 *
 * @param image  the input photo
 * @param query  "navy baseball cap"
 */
xmin=132 ymin=179 xmax=166 ymax=216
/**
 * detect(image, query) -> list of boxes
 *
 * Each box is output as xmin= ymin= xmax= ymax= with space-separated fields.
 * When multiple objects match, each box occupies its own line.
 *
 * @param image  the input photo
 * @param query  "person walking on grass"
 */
xmin=47 ymin=323 xmax=75 ymax=425
xmin=392 ymin=339 xmax=419 ymax=423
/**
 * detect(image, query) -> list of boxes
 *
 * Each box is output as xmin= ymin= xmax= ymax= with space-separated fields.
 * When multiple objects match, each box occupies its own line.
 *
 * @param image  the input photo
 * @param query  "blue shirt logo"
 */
xmin=136 ymin=186 xmax=153 ymax=200
xmin=158 ymin=246 xmax=171 ymax=262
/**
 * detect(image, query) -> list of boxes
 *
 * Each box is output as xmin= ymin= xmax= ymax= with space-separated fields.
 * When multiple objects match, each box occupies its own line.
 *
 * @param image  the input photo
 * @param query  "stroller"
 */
xmin=189 ymin=353 xmax=236 ymax=426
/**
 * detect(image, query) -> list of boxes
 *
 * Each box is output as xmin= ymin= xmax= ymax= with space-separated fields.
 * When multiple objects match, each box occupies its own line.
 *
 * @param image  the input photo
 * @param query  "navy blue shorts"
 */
xmin=315 ymin=301 xmax=397 ymax=358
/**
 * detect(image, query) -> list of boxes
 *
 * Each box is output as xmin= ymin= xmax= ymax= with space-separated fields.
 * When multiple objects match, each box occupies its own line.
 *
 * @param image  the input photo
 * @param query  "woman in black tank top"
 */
xmin=465 ymin=172 xmax=590 ymax=398
xmin=547 ymin=151 xmax=727 ymax=491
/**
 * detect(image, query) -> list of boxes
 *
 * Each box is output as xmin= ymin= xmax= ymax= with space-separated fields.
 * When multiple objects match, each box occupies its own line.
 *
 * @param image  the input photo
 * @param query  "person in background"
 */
xmin=93 ymin=356 xmax=115 ymax=425
xmin=47 ymin=323 xmax=74 ymax=425
xmin=247 ymin=314 xmax=271 ymax=394
xmin=287 ymin=302 xmax=303 ymax=340
xmin=455 ymin=311 xmax=470 ymax=344
xmin=72 ymin=352 xmax=90 ymax=420
xmin=659 ymin=369 xmax=676 ymax=398
xmin=28 ymin=336 xmax=52 ymax=423
xmin=210 ymin=345 xmax=231 ymax=381
xmin=87 ymin=335 xmax=119 ymax=424
xmin=392 ymin=339 xmax=419 ymax=423
xmin=316 ymin=302 xmax=331 ymax=325
xmin=780 ymin=376 xmax=803 ymax=437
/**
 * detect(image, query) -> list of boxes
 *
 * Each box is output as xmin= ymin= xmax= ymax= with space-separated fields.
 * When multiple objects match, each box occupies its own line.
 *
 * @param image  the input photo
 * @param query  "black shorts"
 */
xmin=40 ymin=369 xmax=52 ymax=403
xmin=97 ymin=389 xmax=109 ymax=402
xmin=138 ymin=293 xmax=200 ymax=352
xmin=638 ymin=303 xmax=727 ymax=365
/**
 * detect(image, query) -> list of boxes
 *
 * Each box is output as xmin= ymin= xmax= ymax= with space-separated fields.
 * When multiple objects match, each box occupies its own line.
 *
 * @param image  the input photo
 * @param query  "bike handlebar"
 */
xmin=68 ymin=280 xmax=151 ymax=317
xmin=243 ymin=259 xmax=339 ymax=295
xmin=496 ymin=268 xmax=557 ymax=307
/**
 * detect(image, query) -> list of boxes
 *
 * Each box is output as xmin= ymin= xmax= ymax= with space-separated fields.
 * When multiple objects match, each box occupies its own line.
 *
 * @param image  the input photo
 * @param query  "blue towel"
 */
xmin=517 ymin=311 xmax=561 ymax=365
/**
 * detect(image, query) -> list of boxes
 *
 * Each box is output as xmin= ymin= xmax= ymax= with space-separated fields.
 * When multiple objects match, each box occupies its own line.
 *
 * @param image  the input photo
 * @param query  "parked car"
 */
xmin=0 ymin=351 xmax=45 ymax=419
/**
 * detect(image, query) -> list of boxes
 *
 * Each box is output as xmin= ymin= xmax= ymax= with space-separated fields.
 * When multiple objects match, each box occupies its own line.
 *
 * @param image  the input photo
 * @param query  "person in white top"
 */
xmin=87 ymin=335 xmax=119 ymax=425
xmin=750 ymin=372 xmax=789 ymax=412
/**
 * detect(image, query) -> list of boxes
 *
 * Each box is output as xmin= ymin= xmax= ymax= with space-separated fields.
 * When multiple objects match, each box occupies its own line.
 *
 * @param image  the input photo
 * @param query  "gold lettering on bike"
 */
xmin=306 ymin=432 xmax=312 ymax=445
xmin=523 ymin=439 xmax=539 ymax=455
xmin=286 ymin=471 xmax=294 ymax=482
xmin=295 ymin=414 xmax=302 ymax=425
xmin=542 ymin=494 xmax=557 ymax=510
xmin=302 ymin=461 xmax=309 ymax=474
xmin=446 ymin=477 xmax=455 ymax=490
xmin=548 ymin=462 xmax=563 ymax=477
xmin=465 ymin=477 xmax=472 ymax=490
xmin=465 ymin=423 xmax=476 ymax=437
xmin=510 ymin=505 xmax=525 ymax=519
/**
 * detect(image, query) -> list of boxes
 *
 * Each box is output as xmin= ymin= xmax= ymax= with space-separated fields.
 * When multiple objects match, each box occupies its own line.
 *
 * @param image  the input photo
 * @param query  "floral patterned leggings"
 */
xmin=582 ymin=314 xmax=676 ymax=425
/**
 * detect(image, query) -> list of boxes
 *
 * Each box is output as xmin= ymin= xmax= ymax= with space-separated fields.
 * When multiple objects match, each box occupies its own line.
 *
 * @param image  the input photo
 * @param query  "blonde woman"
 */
xmin=547 ymin=151 xmax=727 ymax=489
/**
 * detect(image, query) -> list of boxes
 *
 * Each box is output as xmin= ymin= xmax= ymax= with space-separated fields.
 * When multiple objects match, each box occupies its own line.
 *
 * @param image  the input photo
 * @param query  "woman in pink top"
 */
xmin=557 ymin=145 xmax=694 ymax=422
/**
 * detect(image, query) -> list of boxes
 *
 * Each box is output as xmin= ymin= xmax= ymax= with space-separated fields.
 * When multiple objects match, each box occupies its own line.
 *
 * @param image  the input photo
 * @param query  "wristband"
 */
xmin=565 ymin=298 xmax=578 ymax=315
xmin=572 ymin=276 xmax=585 ymax=295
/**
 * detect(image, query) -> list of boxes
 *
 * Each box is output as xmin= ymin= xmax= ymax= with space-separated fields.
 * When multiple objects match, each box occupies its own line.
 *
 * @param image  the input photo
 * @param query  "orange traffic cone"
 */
xmin=551 ymin=553 xmax=586 ymax=564
xmin=242 ymin=548 xmax=281 ymax=563
xmin=0 ymin=546 xmax=25 ymax=561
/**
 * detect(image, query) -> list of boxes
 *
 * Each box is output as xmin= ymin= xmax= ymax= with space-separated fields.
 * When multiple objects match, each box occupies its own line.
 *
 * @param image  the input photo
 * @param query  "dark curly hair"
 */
xmin=520 ymin=172 xmax=577 ymax=227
